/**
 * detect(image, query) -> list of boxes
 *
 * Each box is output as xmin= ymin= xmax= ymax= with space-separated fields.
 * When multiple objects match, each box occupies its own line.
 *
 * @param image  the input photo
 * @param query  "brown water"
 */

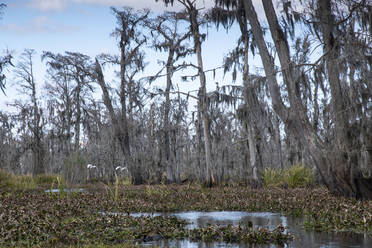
xmin=131 ymin=211 xmax=372 ymax=248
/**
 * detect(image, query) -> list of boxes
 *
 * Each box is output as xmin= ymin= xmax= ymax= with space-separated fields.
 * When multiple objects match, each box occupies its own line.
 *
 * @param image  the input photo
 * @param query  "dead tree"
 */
xmin=13 ymin=49 xmax=45 ymax=175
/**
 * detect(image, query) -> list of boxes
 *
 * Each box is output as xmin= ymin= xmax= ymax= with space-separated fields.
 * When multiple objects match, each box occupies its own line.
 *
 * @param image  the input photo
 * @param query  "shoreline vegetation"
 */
xmin=1 ymin=169 xmax=372 ymax=247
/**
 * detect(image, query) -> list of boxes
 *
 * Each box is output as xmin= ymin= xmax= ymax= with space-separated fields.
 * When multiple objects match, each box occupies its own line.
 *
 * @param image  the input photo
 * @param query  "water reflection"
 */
xmin=44 ymin=188 xmax=84 ymax=193
xmin=134 ymin=211 xmax=372 ymax=248
xmin=285 ymin=215 xmax=372 ymax=248
xmin=172 ymin=211 xmax=286 ymax=230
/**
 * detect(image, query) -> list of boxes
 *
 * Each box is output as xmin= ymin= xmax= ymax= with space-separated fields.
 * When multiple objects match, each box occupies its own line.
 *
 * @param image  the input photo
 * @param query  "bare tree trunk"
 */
xmin=186 ymin=2 xmax=214 ymax=186
xmin=196 ymin=102 xmax=203 ymax=181
xmin=242 ymin=1 xmax=288 ymax=119
xmin=119 ymin=46 xmax=131 ymax=158
xmin=15 ymin=49 xmax=45 ymax=175
xmin=239 ymin=13 xmax=263 ymax=185
xmin=66 ymin=83 xmax=73 ymax=154
xmin=163 ymin=49 xmax=174 ymax=181
xmin=31 ymin=62 xmax=44 ymax=175
xmin=246 ymin=125 xmax=258 ymax=179
xmin=74 ymin=81 xmax=81 ymax=151
xmin=318 ymin=0 xmax=351 ymax=185
xmin=319 ymin=0 xmax=349 ymax=146
xmin=244 ymin=59 xmax=260 ymax=184
xmin=95 ymin=60 xmax=129 ymax=163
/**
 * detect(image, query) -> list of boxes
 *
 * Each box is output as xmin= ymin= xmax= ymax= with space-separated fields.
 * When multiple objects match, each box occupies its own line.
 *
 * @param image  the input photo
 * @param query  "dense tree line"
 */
xmin=1 ymin=0 xmax=372 ymax=199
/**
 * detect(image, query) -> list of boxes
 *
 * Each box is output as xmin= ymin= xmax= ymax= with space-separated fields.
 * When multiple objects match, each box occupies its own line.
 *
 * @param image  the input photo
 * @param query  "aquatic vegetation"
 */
xmin=0 ymin=184 xmax=371 ymax=247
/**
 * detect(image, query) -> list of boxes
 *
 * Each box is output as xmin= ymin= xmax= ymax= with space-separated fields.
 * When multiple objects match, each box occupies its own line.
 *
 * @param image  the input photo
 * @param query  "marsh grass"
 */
xmin=47 ymin=175 xmax=69 ymax=198
xmin=262 ymin=169 xmax=284 ymax=187
xmin=286 ymin=164 xmax=314 ymax=188
xmin=0 ymin=169 xmax=62 ymax=191
xmin=145 ymin=185 xmax=171 ymax=198
xmin=263 ymin=164 xmax=314 ymax=188
xmin=34 ymin=174 xmax=61 ymax=185
xmin=115 ymin=174 xmax=119 ymax=202
xmin=0 ymin=170 xmax=12 ymax=188
xmin=99 ymin=174 xmax=130 ymax=203
xmin=12 ymin=174 xmax=38 ymax=190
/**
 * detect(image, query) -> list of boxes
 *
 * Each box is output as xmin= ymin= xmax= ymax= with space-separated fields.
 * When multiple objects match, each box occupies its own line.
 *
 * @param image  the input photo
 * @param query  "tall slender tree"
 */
xmin=209 ymin=1 xmax=274 ymax=185
xmin=146 ymin=11 xmax=193 ymax=182
xmin=0 ymin=4 xmax=12 ymax=95
xmin=176 ymin=0 xmax=215 ymax=186
xmin=13 ymin=49 xmax=45 ymax=175
xmin=42 ymin=51 xmax=94 ymax=151
xmin=95 ymin=7 xmax=149 ymax=184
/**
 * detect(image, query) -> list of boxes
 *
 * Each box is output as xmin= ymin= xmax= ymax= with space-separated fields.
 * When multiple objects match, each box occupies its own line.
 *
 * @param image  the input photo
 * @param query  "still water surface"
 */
xmin=132 ymin=211 xmax=371 ymax=248
xmin=44 ymin=188 xmax=85 ymax=193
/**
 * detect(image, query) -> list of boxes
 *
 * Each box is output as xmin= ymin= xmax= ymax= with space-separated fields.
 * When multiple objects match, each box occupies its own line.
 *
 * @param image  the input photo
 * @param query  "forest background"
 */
xmin=1 ymin=0 xmax=372 ymax=199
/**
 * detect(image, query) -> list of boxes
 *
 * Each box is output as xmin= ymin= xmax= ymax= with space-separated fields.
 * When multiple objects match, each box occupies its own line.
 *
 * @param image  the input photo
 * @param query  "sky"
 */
xmin=0 ymin=0 xmax=268 ymax=111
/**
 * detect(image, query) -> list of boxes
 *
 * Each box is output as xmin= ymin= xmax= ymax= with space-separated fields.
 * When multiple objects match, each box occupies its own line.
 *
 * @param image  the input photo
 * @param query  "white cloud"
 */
xmin=0 ymin=15 xmax=80 ymax=34
xmin=72 ymin=0 xmax=215 ymax=12
xmin=29 ymin=0 xmax=68 ymax=11
xmin=24 ymin=0 xmax=267 ymax=19
xmin=24 ymin=0 xmax=215 ymax=12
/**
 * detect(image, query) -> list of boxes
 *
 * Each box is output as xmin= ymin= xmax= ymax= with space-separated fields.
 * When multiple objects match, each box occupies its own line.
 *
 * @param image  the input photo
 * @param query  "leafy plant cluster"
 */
xmin=188 ymin=224 xmax=290 ymax=244
xmin=263 ymin=164 xmax=315 ymax=188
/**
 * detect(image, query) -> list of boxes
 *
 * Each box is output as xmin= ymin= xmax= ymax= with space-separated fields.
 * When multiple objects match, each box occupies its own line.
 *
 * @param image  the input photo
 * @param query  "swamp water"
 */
xmin=44 ymin=188 xmax=85 ymax=193
xmin=127 ymin=211 xmax=372 ymax=248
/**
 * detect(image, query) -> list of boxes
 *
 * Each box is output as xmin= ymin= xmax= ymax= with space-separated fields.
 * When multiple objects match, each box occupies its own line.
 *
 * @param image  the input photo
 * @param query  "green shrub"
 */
xmin=286 ymin=164 xmax=314 ymax=188
xmin=263 ymin=164 xmax=314 ymax=188
xmin=262 ymin=168 xmax=285 ymax=187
